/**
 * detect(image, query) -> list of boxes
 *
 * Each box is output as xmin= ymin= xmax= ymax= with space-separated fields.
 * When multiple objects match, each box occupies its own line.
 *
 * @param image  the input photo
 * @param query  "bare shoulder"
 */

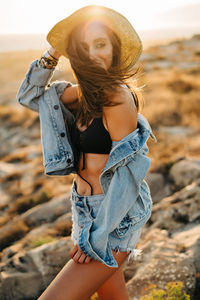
xmin=103 ymin=86 xmax=138 ymax=141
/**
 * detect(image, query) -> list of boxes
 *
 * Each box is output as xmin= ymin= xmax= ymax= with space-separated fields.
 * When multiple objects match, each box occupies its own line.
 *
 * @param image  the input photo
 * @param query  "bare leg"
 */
xmin=38 ymin=250 xmax=129 ymax=300
xmin=96 ymin=262 xmax=129 ymax=300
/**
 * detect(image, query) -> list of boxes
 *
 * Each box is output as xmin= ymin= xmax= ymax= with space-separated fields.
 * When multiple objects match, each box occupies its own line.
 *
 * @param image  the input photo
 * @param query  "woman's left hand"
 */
xmin=70 ymin=243 xmax=93 ymax=264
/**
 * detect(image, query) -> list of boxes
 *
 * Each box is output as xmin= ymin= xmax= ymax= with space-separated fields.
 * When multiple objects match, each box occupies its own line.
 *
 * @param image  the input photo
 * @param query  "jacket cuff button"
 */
xmin=54 ymin=105 xmax=59 ymax=110
xmin=67 ymin=158 xmax=71 ymax=163
xmin=60 ymin=132 xmax=65 ymax=137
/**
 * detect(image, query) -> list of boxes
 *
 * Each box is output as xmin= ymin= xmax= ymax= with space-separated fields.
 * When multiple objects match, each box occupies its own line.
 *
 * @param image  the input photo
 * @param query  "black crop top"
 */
xmin=78 ymin=117 xmax=112 ymax=170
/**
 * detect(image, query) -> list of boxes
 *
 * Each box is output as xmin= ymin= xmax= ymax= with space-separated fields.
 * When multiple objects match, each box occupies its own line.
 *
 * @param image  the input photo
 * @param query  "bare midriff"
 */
xmin=74 ymin=152 xmax=109 ymax=196
xmin=74 ymin=115 xmax=110 ymax=196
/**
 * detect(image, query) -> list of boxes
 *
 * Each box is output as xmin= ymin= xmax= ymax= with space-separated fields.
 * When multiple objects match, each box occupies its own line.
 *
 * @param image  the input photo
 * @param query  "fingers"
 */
xmin=85 ymin=256 xmax=92 ymax=263
xmin=73 ymin=248 xmax=83 ymax=263
xmin=70 ymin=244 xmax=92 ymax=264
xmin=70 ymin=243 xmax=78 ymax=259
xmin=78 ymin=252 xmax=87 ymax=264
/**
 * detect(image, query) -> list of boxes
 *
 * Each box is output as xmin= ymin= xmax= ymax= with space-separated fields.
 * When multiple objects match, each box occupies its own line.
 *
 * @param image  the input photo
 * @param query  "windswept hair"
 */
xmin=66 ymin=20 xmax=144 ymax=127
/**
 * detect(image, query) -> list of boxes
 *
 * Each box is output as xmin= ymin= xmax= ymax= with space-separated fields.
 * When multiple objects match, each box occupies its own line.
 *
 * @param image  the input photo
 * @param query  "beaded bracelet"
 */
xmin=39 ymin=50 xmax=59 ymax=69
xmin=39 ymin=57 xmax=58 ymax=68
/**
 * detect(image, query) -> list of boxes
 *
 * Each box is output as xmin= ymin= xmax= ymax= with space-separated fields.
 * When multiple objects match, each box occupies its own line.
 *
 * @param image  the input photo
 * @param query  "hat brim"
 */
xmin=47 ymin=5 xmax=143 ymax=67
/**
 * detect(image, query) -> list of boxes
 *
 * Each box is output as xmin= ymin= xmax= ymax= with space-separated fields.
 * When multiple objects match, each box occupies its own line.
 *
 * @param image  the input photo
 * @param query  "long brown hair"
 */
xmin=66 ymin=20 xmax=144 ymax=127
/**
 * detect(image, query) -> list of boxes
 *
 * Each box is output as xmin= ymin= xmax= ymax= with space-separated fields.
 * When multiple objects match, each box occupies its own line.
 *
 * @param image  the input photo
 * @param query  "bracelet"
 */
xmin=39 ymin=49 xmax=59 ymax=69
xmin=39 ymin=56 xmax=58 ymax=68
xmin=43 ymin=50 xmax=58 ymax=61
xmin=43 ymin=50 xmax=59 ymax=61
xmin=46 ymin=50 xmax=59 ymax=61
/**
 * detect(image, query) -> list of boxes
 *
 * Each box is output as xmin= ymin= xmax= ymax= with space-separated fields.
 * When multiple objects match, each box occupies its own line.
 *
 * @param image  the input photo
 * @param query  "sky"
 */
xmin=1 ymin=0 xmax=200 ymax=35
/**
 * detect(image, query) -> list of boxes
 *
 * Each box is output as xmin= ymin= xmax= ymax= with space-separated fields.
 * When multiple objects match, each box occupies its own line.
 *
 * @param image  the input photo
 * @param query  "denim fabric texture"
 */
xmin=71 ymin=180 xmax=143 ymax=264
xmin=16 ymin=59 xmax=157 ymax=268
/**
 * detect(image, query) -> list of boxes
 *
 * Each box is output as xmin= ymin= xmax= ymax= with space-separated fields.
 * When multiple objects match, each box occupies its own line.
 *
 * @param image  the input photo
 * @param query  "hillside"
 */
xmin=0 ymin=34 xmax=200 ymax=299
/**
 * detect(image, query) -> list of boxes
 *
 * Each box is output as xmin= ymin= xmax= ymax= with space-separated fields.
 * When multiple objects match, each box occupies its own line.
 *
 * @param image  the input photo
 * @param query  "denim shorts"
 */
xmin=70 ymin=180 xmax=143 ymax=263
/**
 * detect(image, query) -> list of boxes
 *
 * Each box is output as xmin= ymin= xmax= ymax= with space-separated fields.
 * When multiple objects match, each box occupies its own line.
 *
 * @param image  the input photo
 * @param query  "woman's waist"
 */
xmin=74 ymin=152 xmax=109 ymax=196
xmin=74 ymin=173 xmax=104 ymax=196
xmin=78 ymin=152 xmax=109 ymax=174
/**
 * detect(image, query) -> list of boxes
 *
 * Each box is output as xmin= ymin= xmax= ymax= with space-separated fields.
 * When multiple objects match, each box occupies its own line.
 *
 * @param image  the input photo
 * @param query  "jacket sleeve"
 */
xmin=78 ymin=150 xmax=151 ymax=268
xmin=16 ymin=59 xmax=72 ymax=112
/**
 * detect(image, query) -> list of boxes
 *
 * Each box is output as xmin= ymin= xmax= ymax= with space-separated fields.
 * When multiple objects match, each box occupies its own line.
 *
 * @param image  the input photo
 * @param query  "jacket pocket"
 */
xmin=112 ymin=214 xmax=133 ymax=238
xmin=111 ymin=185 xmax=152 ymax=239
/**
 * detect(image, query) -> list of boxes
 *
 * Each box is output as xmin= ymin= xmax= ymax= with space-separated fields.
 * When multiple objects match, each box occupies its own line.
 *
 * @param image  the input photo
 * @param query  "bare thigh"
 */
xmin=38 ymin=250 xmax=129 ymax=300
xmin=96 ymin=263 xmax=129 ymax=300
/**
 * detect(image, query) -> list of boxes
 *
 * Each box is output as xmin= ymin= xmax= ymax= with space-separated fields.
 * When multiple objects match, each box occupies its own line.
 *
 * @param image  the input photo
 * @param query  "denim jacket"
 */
xmin=17 ymin=59 xmax=157 ymax=268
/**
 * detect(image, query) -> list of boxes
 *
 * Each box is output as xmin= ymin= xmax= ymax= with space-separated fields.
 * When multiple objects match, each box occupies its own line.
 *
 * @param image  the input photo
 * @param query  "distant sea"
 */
xmin=0 ymin=25 xmax=199 ymax=52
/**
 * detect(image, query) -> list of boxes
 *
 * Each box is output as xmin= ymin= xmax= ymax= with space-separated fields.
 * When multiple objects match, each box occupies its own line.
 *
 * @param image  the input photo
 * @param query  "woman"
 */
xmin=17 ymin=5 xmax=157 ymax=300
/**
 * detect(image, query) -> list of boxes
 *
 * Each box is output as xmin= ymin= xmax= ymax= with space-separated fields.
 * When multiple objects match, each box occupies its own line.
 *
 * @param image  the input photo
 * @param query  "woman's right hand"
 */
xmin=70 ymin=243 xmax=93 ymax=264
xmin=48 ymin=47 xmax=62 ymax=60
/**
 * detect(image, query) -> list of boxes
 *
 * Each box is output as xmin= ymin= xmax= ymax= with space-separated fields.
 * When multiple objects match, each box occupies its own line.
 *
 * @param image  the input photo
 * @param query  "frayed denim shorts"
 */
xmin=70 ymin=180 xmax=143 ymax=263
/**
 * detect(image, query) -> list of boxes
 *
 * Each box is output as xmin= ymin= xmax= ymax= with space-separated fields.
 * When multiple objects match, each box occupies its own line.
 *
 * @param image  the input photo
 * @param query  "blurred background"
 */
xmin=0 ymin=1 xmax=200 ymax=299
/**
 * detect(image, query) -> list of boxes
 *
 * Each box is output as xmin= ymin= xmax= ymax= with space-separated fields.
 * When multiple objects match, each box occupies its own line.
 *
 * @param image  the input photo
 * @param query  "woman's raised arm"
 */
xmin=16 ymin=46 xmax=79 ymax=111
xmin=48 ymin=47 xmax=80 ymax=109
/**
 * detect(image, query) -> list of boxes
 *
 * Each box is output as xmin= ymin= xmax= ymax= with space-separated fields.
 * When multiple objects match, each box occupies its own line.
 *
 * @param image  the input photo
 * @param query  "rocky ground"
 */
xmin=0 ymin=34 xmax=200 ymax=299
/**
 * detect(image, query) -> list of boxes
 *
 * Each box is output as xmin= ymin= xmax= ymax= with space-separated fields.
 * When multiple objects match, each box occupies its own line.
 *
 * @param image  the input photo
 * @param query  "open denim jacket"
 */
xmin=17 ymin=59 xmax=157 ymax=268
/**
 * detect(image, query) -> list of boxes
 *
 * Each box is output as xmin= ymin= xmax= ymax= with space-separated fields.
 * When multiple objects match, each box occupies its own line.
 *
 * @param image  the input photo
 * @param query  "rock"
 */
xmin=0 ymin=161 xmax=22 ymax=182
xmin=172 ymin=224 xmax=200 ymax=251
xmin=53 ymin=212 xmax=73 ymax=236
xmin=159 ymin=126 xmax=196 ymax=137
xmin=0 ymin=270 xmax=43 ymax=300
xmin=176 ymin=61 xmax=199 ymax=71
xmin=169 ymin=158 xmax=200 ymax=189
xmin=22 ymin=223 xmax=56 ymax=244
xmin=0 ymin=217 xmax=29 ymax=251
xmin=150 ymin=179 xmax=200 ymax=233
xmin=141 ymin=53 xmax=157 ymax=62
xmin=1 ymin=243 xmax=23 ymax=263
xmin=126 ymin=228 xmax=197 ymax=299
xmin=153 ymin=60 xmax=173 ymax=69
xmin=0 ymin=187 xmax=11 ymax=208
xmin=0 ymin=248 xmax=43 ymax=300
xmin=182 ymin=36 xmax=200 ymax=49
xmin=3 ymin=144 xmax=42 ymax=163
xmin=26 ymin=237 xmax=73 ymax=289
xmin=146 ymin=172 xmax=172 ymax=203
xmin=0 ymin=237 xmax=74 ymax=300
xmin=21 ymin=192 xmax=72 ymax=227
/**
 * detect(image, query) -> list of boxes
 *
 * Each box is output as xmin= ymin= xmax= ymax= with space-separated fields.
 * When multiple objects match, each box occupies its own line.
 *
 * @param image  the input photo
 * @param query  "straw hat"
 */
xmin=47 ymin=5 xmax=143 ymax=68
